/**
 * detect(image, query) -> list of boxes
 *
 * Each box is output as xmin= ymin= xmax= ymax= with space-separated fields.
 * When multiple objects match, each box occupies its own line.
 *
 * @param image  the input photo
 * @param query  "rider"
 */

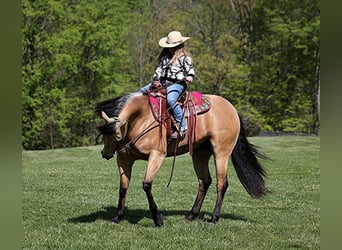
xmin=140 ymin=31 xmax=195 ymax=139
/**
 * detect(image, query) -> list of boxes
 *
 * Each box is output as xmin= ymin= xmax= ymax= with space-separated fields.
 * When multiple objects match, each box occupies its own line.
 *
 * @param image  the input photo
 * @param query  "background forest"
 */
xmin=22 ymin=0 xmax=320 ymax=150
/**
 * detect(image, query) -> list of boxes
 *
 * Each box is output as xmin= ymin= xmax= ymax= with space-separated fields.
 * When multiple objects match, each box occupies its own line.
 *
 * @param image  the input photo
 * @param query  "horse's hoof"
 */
xmin=185 ymin=212 xmax=199 ymax=222
xmin=111 ymin=215 xmax=122 ymax=224
xmin=184 ymin=216 xmax=192 ymax=223
xmin=153 ymin=212 xmax=164 ymax=227
xmin=207 ymin=215 xmax=219 ymax=224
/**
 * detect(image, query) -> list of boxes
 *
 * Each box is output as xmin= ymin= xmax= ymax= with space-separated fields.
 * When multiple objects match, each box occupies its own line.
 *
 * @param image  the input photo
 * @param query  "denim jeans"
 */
xmin=140 ymin=83 xmax=187 ymax=131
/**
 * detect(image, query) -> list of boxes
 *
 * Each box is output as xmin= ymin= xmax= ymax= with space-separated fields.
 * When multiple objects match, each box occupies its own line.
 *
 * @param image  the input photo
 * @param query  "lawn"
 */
xmin=22 ymin=136 xmax=320 ymax=249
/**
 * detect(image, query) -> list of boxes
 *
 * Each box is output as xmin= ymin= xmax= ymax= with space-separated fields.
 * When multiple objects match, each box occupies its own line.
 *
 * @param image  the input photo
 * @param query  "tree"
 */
xmin=22 ymin=0 xmax=320 ymax=149
xmin=246 ymin=0 xmax=320 ymax=133
xmin=22 ymin=0 xmax=136 ymax=149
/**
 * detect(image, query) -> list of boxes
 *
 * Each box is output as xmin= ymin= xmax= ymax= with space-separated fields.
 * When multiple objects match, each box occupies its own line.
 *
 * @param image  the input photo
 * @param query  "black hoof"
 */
xmin=207 ymin=215 xmax=219 ymax=224
xmin=153 ymin=212 xmax=164 ymax=227
xmin=185 ymin=212 xmax=199 ymax=222
xmin=111 ymin=215 xmax=123 ymax=224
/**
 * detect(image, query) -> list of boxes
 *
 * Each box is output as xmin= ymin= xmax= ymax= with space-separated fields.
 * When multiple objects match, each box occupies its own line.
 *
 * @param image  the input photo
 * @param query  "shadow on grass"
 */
xmin=68 ymin=206 xmax=148 ymax=224
xmin=68 ymin=206 xmax=249 ymax=225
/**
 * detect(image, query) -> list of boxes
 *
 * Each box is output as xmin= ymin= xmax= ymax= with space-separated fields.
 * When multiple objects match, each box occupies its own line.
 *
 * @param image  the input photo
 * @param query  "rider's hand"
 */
xmin=152 ymin=80 xmax=161 ymax=88
xmin=185 ymin=76 xmax=193 ymax=82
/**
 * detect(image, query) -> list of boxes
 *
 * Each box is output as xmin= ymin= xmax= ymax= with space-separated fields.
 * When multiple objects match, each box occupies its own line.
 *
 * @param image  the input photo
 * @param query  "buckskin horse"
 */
xmin=94 ymin=90 xmax=267 ymax=226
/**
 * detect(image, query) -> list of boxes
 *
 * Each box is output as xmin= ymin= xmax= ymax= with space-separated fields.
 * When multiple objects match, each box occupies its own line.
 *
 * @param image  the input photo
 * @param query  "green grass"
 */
xmin=22 ymin=136 xmax=320 ymax=249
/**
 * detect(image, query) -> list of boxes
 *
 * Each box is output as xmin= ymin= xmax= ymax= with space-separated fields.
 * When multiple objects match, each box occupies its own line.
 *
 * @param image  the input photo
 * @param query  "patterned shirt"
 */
xmin=153 ymin=54 xmax=195 ymax=81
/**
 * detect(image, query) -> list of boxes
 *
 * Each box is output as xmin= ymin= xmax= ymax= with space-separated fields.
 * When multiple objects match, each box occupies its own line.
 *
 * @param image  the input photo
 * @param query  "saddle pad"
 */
xmin=188 ymin=91 xmax=211 ymax=115
xmin=148 ymin=91 xmax=211 ymax=121
xmin=148 ymin=92 xmax=170 ymax=122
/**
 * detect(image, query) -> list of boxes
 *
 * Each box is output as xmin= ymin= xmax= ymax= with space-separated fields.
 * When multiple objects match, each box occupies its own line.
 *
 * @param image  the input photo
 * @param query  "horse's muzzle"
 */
xmin=101 ymin=150 xmax=114 ymax=160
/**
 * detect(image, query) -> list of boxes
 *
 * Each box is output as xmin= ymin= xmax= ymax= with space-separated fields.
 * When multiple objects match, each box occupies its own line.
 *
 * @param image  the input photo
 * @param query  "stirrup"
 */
xmin=179 ymin=129 xmax=186 ymax=140
xmin=169 ymin=129 xmax=186 ymax=141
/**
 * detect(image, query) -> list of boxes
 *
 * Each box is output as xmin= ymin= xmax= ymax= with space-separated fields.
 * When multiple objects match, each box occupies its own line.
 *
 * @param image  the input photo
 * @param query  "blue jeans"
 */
xmin=140 ymin=83 xmax=187 ymax=131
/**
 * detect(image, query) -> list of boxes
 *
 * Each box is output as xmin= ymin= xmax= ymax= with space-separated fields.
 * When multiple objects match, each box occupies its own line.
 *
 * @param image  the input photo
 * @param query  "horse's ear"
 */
xmin=101 ymin=111 xmax=115 ymax=123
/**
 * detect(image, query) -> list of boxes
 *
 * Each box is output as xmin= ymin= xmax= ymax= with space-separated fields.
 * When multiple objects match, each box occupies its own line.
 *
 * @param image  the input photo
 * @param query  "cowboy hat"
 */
xmin=159 ymin=31 xmax=190 ymax=48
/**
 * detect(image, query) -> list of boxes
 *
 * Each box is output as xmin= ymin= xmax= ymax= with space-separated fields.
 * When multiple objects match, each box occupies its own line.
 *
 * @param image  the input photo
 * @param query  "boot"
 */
xmin=170 ymin=123 xmax=186 ymax=141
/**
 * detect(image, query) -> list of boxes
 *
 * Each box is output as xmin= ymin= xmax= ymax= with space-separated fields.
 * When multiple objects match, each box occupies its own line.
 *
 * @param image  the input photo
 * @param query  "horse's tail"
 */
xmin=231 ymin=114 xmax=268 ymax=198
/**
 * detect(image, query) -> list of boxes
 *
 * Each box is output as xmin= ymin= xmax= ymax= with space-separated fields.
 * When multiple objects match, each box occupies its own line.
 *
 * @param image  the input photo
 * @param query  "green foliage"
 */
xmin=22 ymin=0 xmax=135 ymax=149
xmin=22 ymin=136 xmax=320 ymax=248
xmin=246 ymin=0 xmax=320 ymax=133
xmin=22 ymin=87 xmax=80 ymax=149
xmin=22 ymin=0 xmax=320 ymax=149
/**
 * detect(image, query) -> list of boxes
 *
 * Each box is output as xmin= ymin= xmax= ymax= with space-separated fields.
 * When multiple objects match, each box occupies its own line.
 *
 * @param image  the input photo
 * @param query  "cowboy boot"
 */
xmin=170 ymin=123 xmax=186 ymax=140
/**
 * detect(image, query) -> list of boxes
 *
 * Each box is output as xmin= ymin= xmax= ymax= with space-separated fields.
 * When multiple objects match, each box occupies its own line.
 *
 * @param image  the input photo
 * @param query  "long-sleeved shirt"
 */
xmin=153 ymin=54 xmax=195 ymax=81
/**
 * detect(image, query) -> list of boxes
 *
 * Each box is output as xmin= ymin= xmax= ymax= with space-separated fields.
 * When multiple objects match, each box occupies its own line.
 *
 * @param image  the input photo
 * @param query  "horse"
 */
xmin=94 ymin=91 xmax=267 ymax=226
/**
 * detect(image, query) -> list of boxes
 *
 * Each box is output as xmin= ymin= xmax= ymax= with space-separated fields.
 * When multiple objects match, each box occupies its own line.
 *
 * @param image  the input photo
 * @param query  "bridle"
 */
xmin=97 ymin=114 xmax=160 ymax=154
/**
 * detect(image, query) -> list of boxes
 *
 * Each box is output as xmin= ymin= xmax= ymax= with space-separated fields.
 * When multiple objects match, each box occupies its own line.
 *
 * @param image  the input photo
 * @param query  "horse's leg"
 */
xmin=209 ymin=153 xmax=229 ymax=224
xmin=185 ymin=148 xmax=212 ymax=221
xmin=143 ymin=150 xmax=165 ymax=227
xmin=112 ymin=154 xmax=134 ymax=224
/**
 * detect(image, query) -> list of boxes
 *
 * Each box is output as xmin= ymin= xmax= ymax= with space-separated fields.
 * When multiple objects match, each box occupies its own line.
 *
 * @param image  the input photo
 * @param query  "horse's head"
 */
xmin=95 ymin=92 xmax=145 ymax=160
xmin=97 ymin=111 xmax=127 ymax=160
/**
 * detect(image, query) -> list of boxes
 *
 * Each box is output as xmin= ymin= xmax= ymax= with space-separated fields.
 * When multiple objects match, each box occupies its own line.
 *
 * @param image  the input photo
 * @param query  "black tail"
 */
xmin=231 ymin=115 xmax=268 ymax=198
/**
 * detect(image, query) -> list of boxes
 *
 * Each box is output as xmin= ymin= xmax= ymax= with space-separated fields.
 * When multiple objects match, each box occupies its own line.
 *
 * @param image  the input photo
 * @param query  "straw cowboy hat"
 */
xmin=159 ymin=31 xmax=190 ymax=48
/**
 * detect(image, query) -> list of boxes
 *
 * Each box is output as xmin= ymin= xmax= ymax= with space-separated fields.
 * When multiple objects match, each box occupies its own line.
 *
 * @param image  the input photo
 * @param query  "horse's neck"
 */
xmin=119 ymin=95 xmax=155 ymax=142
xmin=120 ymin=95 xmax=151 ymax=125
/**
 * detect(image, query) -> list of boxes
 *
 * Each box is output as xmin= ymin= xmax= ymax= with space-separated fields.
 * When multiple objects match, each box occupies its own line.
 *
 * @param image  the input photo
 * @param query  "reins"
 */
xmin=166 ymin=95 xmax=187 ymax=188
xmin=119 ymin=121 xmax=159 ymax=153
xmin=166 ymin=83 xmax=191 ymax=187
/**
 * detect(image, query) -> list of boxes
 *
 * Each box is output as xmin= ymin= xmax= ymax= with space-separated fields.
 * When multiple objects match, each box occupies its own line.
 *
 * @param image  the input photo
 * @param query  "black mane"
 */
xmin=94 ymin=92 xmax=142 ymax=133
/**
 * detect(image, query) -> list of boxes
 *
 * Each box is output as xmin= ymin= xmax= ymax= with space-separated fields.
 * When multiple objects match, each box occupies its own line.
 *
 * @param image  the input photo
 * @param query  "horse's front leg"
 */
xmin=143 ymin=150 xmax=165 ymax=227
xmin=112 ymin=154 xmax=134 ymax=224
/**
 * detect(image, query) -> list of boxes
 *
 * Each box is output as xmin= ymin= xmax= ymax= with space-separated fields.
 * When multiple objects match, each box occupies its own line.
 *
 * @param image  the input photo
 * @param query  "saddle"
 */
xmin=147 ymin=88 xmax=211 ymax=151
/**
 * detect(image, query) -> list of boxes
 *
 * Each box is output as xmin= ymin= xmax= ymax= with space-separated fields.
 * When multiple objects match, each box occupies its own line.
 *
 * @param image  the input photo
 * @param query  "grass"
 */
xmin=22 ymin=136 xmax=320 ymax=249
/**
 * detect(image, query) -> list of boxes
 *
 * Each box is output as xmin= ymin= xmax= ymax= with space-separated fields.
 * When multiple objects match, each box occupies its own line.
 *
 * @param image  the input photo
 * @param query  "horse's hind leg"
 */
xmin=209 ymin=153 xmax=229 ymax=224
xmin=185 ymin=148 xmax=212 ymax=221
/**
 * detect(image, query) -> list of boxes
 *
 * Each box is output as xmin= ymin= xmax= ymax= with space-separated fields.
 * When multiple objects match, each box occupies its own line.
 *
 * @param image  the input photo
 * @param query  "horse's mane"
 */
xmin=94 ymin=91 xmax=143 ymax=133
xmin=94 ymin=91 xmax=143 ymax=117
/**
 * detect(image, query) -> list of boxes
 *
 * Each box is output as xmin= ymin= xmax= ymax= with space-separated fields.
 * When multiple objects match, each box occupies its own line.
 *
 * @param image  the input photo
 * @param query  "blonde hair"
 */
xmin=158 ymin=44 xmax=189 ymax=65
